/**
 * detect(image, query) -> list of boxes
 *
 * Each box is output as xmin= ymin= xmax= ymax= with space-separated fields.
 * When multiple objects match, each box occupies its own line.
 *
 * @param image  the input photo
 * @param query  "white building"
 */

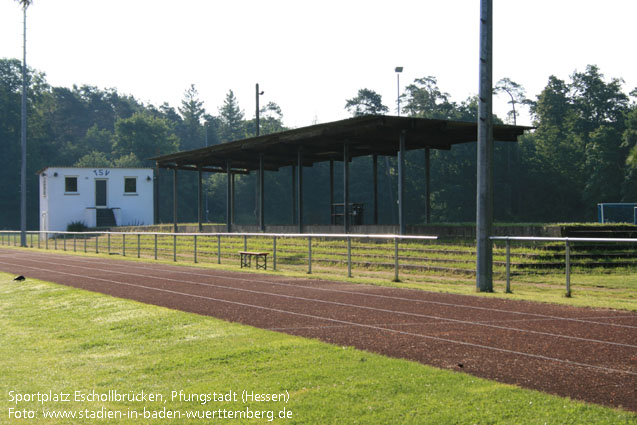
xmin=38 ymin=167 xmax=154 ymax=232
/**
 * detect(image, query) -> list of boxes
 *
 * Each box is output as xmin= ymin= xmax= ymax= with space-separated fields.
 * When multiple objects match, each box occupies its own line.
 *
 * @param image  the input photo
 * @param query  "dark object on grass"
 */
xmin=13 ymin=275 xmax=26 ymax=281
xmin=457 ymin=363 xmax=464 ymax=368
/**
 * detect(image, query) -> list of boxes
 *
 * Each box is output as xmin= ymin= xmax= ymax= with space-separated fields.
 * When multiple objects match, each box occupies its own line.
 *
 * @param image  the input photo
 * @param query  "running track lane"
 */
xmin=0 ymin=248 xmax=635 ymax=411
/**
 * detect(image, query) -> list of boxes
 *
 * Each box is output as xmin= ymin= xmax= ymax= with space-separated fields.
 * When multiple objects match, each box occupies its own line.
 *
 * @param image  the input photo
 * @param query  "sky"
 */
xmin=1 ymin=0 xmax=635 ymax=128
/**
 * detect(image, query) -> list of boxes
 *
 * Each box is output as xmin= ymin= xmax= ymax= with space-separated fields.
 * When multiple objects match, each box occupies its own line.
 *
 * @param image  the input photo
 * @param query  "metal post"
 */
xmin=122 ymin=233 xmax=126 ymax=256
xmin=226 ymin=160 xmax=232 ymax=233
xmin=343 ymin=143 xmax=350 ymax=234
xmin=95 ymin=235 xmax=99 ymax=254
xmin=393 ymin=237 xmax=400 ymax=282
xmin=565 ymin=240 xmax=571 ymax=297
xmin=73 ymin=234 xmax=76 ymax=252
xmin=194 ymin=235 xmax=197 ymax=263
xmin=45 ymin=233 xmax=48 ymax=250
xmin=83 ymin=236 xmax=86 ymax=253
xmin=108 ymin=233 xmax=111 ymax=254
xmin=398 ymin=131 xmax=406 ymax=235
xmin=154 ymin=234 xmax=158 ymax=260
xmin=505 ymin=239 xmax=511 ymax=293
xmin=329 ymin=160 xmax=334 ymax=224
xmin=217 ymin=235 xmax=221 ymax=264
xmin=373 ymin=154 xmax=378 ymax=225
xmin=54 ymin=235 xmax=57 ymax=250
xmin=198 ymin=167 xmax=203 ymax=232
xmin=424 ymin=148 xmax=431 ymax=224
xmin=259 ymin=154 xmax=265 ymax=231
xmin=173 ymin=168 xmax=178 ymax=234
xmin=19 ymin=5 xmax=27 ymax=248
xmin=347 ymin=237 xmax=352 ymax=278
xmin=173 ymin=234 xmax=177 ymax=262
xmin=476 ymin=0 xmax=494 ymax=292
xmin=243 ymin=235 xmax=247 ymax=251
xmin=37 ymin=232 xmax=40 ymax=249
xmin=63 ymin=234 xmax=66 ymax=251
xmin=307 ymin=236 xmax=312 ymax=274
xmin=273 ymin=236 xmax=277 ymax=271
xmin=137 ymin=234 xmax=141 ymax=258
xmin=297 ymin=150 xmax=303 ymax=233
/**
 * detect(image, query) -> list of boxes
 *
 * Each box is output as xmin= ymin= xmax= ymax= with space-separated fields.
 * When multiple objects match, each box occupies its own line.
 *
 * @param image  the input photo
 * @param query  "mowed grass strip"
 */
xmin=0 ymin=273 xmax=634 ymax=424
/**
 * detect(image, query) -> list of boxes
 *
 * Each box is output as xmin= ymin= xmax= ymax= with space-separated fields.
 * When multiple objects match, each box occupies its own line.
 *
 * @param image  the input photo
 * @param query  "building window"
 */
xmin=42 ymin=176 xmax=47 ymax=197
xmin=124 ymin=177 xmax=137 ymax=194
xmin=65 ymin=176 xmax=78 ymax=193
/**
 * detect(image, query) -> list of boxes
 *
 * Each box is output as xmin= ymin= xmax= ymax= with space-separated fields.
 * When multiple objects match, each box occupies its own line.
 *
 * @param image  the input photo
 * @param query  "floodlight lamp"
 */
xmin=395 ymin=67 xmax=403 ymax=73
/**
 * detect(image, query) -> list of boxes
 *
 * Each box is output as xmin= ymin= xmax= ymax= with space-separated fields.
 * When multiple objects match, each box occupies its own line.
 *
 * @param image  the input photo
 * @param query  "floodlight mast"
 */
xmin=395 ymin=67 xmax=403 ymax=116
xmin=476 ymin=0 xmax=494 ymax=292
xmin=20 ymin=1 xmax=30 ymax=248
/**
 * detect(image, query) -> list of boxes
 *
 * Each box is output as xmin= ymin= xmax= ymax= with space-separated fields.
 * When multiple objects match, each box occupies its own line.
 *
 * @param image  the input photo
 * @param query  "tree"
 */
xmin=401 ymin=76 xmax=456 ymax=119
xmin=494 ymin=78 xmax=528 ymax=125
xmin=344 ymin=88 xmax=389 ymax=116
xmin=112 ymin=112 xmax=179 ymax=165
xmin=218 ymin=90 xmax=244 ymax=142
xmin=178 ymin=84 xmax=206 ymax=150
xmin=74 ymin=151 xmax=112 ymax=168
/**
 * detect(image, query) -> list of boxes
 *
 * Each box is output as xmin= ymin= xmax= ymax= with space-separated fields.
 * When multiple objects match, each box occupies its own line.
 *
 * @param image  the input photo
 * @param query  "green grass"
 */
xmin=1 ymin=273 xmax=634 ymax=424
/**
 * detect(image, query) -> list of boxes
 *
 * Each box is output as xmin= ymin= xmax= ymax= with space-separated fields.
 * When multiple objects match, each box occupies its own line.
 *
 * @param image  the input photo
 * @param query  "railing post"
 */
xmin=217 ymin=235 xmax=221 ymax=264
xmin=194 ymin=235 xmax=198 ymax=263
xmin=347 ymin=237 xmax=352 ymax=278
xmin=37 ymin=232 xmax=40 ymax=249
xmin=307 ymin=236 xmax=312 ymax=274
xmin=273 ymin=236 xmax=277 ymax=271
xmin=123 ymin=233 xmax=126 ymax=257
xmin=154 ymin=234 xmax=158 ymax=260
xmin=73 ymin=234 xmax=77 ymax=252
xmin=95 ymin=235 xmax=99 ymax=254
xmin=565 ymin=240 xmax=571 ymax=297
xmin=137 ymin=234 xmax=141 ymax=258
xmin=63 ymin=234 xmax=66 ymax=251
xmin=54 ymin=234 xmax=57 ymax=250
xmin=244 ymin=235 xmax=247 ymax=251
xmin=83 ymin=236 xmax=86 ymax=253
xmin=45 ymin=233 xmax=48 ymax=250
xmin=29 ymin=232 xmax=33 ymax=247
xmin=393 ymin=237 xmax=400 ymax=282
xmin=108 ymin=233 xmax=111 ymax=255
xmin=173 ymin=234 xmax=177 ymax=262
xmin=505 ymin=238 xmax=511 ymax=293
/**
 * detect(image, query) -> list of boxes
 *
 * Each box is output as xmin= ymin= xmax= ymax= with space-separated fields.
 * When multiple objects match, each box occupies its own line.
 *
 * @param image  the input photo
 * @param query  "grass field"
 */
xmin=1 ymin=272 xmax=635 ymax=424
xmin=3 ymin=231 xmax=635 ymax=311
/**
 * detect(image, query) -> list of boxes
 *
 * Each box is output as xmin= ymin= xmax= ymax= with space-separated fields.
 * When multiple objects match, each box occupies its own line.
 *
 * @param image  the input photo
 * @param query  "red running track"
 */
xmin=0 ymin=248 xmax=635 ymax=411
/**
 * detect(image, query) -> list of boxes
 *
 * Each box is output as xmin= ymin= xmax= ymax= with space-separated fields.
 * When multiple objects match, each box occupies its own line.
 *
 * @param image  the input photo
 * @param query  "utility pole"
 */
xmin=476 ymin=0 xmax=494 ymax=292
xmin=20 ymin=2 xmax=30 ymax=247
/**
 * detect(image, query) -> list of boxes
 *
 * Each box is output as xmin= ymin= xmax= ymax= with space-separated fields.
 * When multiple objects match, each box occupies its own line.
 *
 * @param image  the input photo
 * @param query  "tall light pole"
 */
xmin=19 ymin=0 xmax=32 ymax=248
xmin=395 ymin=67 xmax=403 ymax=116
xmin=255 ymin=83 xmax=264 ymax=136
xmin=476 ymin=0 xmax=494 ymax=292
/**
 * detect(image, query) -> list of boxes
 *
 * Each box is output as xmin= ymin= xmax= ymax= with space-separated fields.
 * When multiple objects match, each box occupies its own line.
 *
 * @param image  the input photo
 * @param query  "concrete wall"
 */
xmin=39 ymin=167 xmax=154 ymax=232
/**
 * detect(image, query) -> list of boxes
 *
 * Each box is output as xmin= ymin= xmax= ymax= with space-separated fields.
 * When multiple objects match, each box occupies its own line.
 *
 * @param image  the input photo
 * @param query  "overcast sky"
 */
xmin=1 ymin=0 xmax=635 ymax=128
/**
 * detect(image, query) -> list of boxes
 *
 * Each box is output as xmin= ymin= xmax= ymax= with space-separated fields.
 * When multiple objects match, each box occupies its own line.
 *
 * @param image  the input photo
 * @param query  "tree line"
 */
xmin=0 ymin=58 xmax=635 ymax=229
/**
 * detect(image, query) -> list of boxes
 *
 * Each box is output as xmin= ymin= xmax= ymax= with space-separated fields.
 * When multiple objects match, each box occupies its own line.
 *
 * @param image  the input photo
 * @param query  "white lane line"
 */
xmin=2 ymin=256 xmax=637 ymax=351
xmin=2 ymin=260 xmax=636 ymax=377
xmin=5 ymin=248 xmax=637 ymax=331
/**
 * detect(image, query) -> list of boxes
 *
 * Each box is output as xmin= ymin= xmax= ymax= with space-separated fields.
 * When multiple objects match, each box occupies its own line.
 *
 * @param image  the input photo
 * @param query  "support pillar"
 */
xmin=291 ymin=165 xmax=296 ymax=225
xmin=343 ymin=144 xmax=350 ymax=234
xmin=329 ymin=160 xmax=334 ymax=224
xmin=398 ymin=132 xmax=406 ymax=235
xmin=297 ymin=151 xmax=303 ymax=233
xmin=172 ymin=168 xmax=178 ymax=233
xmin=259 ymin=154 xmax=265 ymax=231
xmin=226 ymin=160 xmax=232 ymax=233
xmin=197 ymin=167 xmax=203 ymax=232
xmin=154 ymin=162 xmax=159 ymax=224
xmin=424 ymin=148 xmax=431 ymax=224
xmin=373 ymin=154 xmax=378 ymax=225
xmin=476 ymin=0 xmax=494 ymax=292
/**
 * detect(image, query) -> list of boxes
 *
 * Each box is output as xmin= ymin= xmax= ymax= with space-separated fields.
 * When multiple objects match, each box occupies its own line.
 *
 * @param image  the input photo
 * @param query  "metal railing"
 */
xmin=491 ymin=236 xmax=637 ymax=297
xmin=0 ymin=230 xmax=437 ymax=282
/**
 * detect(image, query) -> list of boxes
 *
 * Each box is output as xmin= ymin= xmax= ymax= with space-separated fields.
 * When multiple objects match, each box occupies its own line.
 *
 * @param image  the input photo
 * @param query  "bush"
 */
xmin=67 ymin=221 xmax=88 ymax=232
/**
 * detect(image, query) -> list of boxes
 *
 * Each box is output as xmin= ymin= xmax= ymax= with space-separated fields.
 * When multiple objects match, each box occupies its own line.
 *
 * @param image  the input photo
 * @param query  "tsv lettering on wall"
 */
xmin=93 ymin=169 xmax=110 ymax=176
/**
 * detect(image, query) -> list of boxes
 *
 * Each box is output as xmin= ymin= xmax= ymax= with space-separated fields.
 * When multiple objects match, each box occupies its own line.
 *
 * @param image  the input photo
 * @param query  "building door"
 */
xmin=95 ymin=179 xmax=107 ymax=207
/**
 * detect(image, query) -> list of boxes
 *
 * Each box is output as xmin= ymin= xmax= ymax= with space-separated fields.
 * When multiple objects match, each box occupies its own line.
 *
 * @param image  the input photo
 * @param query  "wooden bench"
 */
xmin=239 ymin=251 xmax=268 ymax=270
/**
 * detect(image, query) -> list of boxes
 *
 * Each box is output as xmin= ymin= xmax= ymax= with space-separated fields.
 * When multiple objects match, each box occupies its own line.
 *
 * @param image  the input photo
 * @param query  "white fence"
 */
xmin=0 ymin=230 xmax=437 ymax=282
xmin=491 ymin=236 xmax=637 ymax=297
